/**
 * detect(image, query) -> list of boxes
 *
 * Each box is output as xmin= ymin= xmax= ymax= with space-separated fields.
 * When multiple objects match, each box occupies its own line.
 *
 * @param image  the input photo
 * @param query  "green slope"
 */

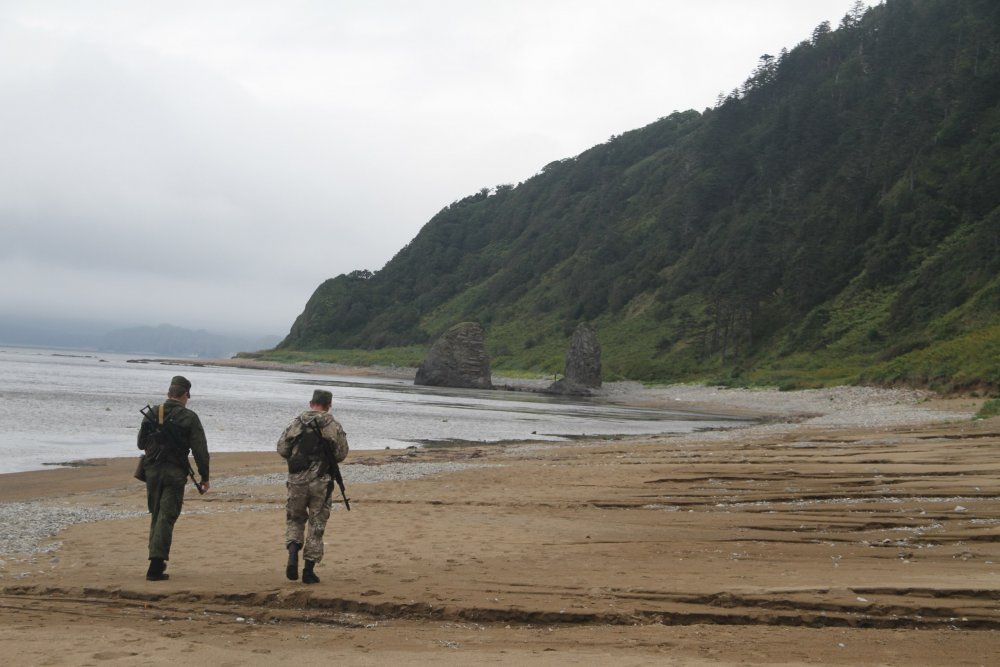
xmin=267 ymin=0 xmax=1000 ymax=392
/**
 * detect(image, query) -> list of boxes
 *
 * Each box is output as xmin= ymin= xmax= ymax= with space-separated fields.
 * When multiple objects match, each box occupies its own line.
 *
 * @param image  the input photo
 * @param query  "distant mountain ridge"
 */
xmin=0 ymin=316 xmax=111 ymax=351
xmin=0 ymin=317 xmax=279 ymax=358
xmin=101 ymin=324 xmax=280 ymax=358
xmin=277 ymin=0 xmax=1000 ymax=391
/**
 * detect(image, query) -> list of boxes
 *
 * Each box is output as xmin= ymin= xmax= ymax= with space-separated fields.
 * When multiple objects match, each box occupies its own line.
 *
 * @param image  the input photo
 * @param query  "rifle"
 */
xmin=308 ymin=419 xmax=350 ymax=511
xmin=140 ymin=404 xmax=206 ymax=495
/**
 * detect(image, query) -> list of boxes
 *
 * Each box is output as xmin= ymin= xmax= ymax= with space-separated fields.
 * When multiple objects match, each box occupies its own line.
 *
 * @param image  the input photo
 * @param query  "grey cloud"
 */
xmin=1 ymin=1 xmax=870 ymax=336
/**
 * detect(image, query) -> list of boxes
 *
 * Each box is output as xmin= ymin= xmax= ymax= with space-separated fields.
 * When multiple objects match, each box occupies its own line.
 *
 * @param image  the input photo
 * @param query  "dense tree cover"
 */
xmin=278 ymin=0 xmax=1000 ymax=391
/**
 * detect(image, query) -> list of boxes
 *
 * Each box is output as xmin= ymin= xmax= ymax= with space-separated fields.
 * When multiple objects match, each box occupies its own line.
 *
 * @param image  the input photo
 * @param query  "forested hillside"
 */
xmin=273 ymin=0 xmax=1000 ymax=392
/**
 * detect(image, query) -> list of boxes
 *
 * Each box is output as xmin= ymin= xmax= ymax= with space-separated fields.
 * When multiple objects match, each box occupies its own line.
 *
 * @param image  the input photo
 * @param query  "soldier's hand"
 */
xmin=201 ymin=481 xmax=210 ymax=493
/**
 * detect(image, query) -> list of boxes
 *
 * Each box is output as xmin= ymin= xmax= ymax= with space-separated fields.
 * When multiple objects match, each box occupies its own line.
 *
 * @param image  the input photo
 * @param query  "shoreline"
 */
xmin=2 ymin=378 xmax=997 ymax=665
xmin=1 ymin=363 xmax=972 ymax=478
xmin=0 ymin=356 xmax=980 ymax=479
xmin=118 ymin=353 xmax=982 ymax=422
xmin=132 ymin=355 xmax=421 ymax=380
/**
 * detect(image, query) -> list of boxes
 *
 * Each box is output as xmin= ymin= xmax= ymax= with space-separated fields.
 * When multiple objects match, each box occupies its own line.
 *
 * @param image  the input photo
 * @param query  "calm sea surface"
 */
xmin=0 ymin=346 xmax=744 ymax=474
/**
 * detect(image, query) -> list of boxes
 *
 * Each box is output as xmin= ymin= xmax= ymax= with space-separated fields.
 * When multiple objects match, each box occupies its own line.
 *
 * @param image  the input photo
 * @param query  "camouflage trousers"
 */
xmin=145 ymin=462 xmax=188 ymax=560
xmin=285 ymin=474 xmax=332 ymax=563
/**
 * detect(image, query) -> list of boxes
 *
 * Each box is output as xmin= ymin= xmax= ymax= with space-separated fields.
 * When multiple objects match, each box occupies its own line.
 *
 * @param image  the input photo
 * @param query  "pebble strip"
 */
xmin=0 ymin=462 xmax=495 ymax=561
xmin=0 ymin=503 xmax=145 ymax=558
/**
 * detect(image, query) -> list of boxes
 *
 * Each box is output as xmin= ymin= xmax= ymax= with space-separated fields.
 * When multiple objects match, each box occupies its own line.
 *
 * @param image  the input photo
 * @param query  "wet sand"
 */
xmin=1 ymin=384 xmax=998 ymax=666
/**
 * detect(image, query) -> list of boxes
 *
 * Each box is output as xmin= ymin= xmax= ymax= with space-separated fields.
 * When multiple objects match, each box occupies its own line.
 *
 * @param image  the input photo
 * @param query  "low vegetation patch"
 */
xmin=976 ymin=399 xmax=1000 ymax=420
xmin=239 ymin=346 xmax=427 ymax=369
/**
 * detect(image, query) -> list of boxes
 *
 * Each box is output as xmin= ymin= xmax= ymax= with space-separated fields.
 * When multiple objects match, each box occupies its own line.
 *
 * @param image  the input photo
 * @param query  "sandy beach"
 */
xmin=1 ymin=379 xmax=998 ymax=666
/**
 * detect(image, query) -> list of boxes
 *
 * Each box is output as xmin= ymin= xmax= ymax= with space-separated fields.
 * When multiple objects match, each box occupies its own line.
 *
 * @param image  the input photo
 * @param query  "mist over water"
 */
xmin=0 ymin=347 xmax=744 ymax=474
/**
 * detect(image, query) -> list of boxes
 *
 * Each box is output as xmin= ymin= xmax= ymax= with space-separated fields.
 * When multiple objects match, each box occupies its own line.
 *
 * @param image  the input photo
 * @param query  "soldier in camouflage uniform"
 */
xmin=277 ymin=389 xmax=349 ymax=584
xmin=137 ymin=375 xmax=210 ymax=581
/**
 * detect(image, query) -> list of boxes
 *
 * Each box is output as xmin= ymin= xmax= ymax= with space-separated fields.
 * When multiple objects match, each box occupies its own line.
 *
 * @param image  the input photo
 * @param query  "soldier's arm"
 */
xmin=137 ymin=419 xmax=151 ymax=450
xmin=277 ymin=421 xmax=299 ymax=459
xmin=188 ymin=413 xmax=210 ymax=483
xmin=322 ymin=419 xmax=349 ymax=462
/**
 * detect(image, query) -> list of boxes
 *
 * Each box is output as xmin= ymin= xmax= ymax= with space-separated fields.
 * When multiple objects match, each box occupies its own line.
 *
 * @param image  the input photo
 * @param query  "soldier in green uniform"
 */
xmin=137 ymin=375 xmax=210 ymax=581
xmin=277 ymin=389 xmax=349 ymax=584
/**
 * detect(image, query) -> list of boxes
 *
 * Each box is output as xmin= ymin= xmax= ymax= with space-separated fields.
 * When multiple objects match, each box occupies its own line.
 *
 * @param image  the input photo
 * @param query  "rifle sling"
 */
xmin=307 ymin=419 xmax=350 ymax=510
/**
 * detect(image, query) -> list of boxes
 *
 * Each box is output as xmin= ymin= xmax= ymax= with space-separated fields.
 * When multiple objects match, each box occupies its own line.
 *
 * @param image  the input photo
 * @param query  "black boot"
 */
xmin=302 ymin=559 xmax=319 ymax=584
xmin=286 ymin=542 xmax=301 ymax=581
xmin=146 ymin=557 xmax=169 ymax=581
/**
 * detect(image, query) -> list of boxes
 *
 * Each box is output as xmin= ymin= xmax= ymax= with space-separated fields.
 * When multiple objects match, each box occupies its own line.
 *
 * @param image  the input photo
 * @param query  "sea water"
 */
xmin=0 ymin=346 xmax=744 ymax=474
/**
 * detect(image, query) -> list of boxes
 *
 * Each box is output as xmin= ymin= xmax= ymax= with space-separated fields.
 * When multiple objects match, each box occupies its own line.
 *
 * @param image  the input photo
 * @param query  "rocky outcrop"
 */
xmin=415 ymin=322 xmax=493 ymax=389
xmin=547 ymin=323 xmax=602 ymax=395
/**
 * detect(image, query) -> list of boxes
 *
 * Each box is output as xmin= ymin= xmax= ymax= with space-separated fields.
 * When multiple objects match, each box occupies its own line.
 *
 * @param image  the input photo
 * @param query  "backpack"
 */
xmin=286 ymin=417 xmax=324 ymax=474
xmin=140 ymin=404 xmax=190 ymax=466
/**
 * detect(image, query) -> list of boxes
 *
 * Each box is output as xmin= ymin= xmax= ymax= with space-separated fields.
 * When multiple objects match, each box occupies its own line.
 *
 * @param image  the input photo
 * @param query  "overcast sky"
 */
xmin=0 ymin=0 xmax=869 ymax=337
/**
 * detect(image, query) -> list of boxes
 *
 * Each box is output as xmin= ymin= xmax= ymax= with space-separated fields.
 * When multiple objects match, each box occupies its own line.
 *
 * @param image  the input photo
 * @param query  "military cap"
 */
xmin=311 ymin=389 xmax=333 ymax=405
xmin=170 ymin=375 xmax=192 ymax=391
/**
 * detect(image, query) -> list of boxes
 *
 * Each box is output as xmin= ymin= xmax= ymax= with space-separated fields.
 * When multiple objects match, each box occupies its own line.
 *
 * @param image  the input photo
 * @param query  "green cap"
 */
xmin=170 ymin=375 xmax=192 ymax=391
xmin=311 ymin=389 xmax=333 ymax=405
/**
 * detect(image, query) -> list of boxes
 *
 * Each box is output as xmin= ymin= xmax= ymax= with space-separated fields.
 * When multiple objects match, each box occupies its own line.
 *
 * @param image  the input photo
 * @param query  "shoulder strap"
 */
xmin=158 ymin=404 xmax=165 ymax=425
xmin=306 ymin=416 xmax=327 ymax=438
